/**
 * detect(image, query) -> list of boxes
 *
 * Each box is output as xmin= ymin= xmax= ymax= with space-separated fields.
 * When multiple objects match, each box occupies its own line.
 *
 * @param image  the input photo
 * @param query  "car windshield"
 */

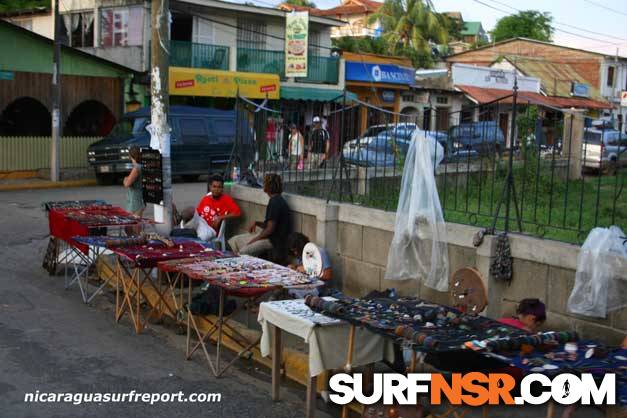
xmin=108 ymin=117 xmax=149 ymax=139
xmin=364 ymin=126 xmax=390 ymax=138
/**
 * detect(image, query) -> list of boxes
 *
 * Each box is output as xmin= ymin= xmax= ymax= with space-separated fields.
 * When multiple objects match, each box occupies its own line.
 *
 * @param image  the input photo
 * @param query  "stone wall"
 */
xmin=228 ymin=184 xmax=626 ymax=345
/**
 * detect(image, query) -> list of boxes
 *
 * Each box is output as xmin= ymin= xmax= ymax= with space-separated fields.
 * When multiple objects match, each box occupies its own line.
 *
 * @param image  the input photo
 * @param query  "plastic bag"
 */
xmin=384 ymin=130 xmax=449 ymax=292
xmin=567 ymin=226 xmax=627 ymax=318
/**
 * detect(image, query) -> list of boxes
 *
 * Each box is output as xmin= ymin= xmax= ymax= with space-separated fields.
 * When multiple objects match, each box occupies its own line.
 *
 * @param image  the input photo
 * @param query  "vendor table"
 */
xmin=258 ymin=299 xmax=394 ymax=418
xmin=44 ymin=201 xmax=148 ymax=303
xmin=166 ymin=256 xmax=323 ymax=378
xmin=110 ymin=239 xmax=218 ymax=333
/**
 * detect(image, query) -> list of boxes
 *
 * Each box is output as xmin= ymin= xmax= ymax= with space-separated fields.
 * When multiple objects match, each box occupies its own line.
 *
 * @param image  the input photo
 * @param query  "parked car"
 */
xmin=87 ymin=106 xmax=239 ymax=184
xmin=582 ymin=129 xmax=627 ymax=171
xmin=447 ymin=121 xmax=505 ymax=158
xmin=342 ymin=126 xmax=447 ymax=167
xmin=342 ymin=123 xmax=419 ymax=153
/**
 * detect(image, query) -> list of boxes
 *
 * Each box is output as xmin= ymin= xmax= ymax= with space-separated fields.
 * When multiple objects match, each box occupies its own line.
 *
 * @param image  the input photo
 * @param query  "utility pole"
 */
xmin=51 ymin=0 xmax=61 ymax=182
xmin=150 ymin=0 xmax=172 ymax=233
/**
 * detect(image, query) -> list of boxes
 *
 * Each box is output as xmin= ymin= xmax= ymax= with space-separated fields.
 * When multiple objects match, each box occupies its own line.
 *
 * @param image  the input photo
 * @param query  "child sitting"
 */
xmin=498 ymin=298 xmax=546 ymax=333
xmin=286 ymin=233 xmax=332 ymax=298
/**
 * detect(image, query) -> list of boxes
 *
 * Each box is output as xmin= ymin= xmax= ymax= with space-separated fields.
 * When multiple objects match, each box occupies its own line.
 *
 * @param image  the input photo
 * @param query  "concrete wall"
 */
xmin=228 ymin=184 xmax=626 ymax=345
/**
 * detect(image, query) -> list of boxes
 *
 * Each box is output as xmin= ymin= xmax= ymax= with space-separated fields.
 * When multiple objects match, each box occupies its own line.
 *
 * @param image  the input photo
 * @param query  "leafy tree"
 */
xmin=491 ymin=10 xmax=553 ymax=43
xmin=367 ymin=0 xmax=448 ymax=67
xmin=0 ymin=0 xmax=50 ymax=13
xmin=283 ymin=0 xmax=317 ymax=8
xmin=441 ymin=14 xmax=463 ymax=41
xmin=332 ymin=36 xmax=390 ymax=55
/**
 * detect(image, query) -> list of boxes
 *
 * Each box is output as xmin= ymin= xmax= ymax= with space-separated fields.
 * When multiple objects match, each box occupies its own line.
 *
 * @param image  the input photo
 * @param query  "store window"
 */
xmin=100 ymin=6 xmax=144 ymax=47
xmin=607 ymin=66 xmax=615 ymax=87
xmin=63 ymin=12 xmax=94 ymax=47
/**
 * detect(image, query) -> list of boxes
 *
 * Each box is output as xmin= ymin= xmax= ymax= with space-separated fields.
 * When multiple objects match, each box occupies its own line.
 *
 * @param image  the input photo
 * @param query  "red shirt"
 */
xmin=497 ymin=317 xmax=528 ymax=331
xmin=196 ymin=193 xmax=241 ymax=228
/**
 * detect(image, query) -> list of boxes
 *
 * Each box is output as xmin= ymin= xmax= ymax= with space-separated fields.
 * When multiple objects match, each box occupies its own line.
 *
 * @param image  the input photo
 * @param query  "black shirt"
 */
xmin=309 ymin=128 xmax=329 ymax=154
xmin=264 ymin=194 xmax=292 ymax=250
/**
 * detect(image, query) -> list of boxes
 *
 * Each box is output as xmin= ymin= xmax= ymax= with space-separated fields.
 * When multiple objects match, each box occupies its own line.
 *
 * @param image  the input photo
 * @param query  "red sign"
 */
xmin=260 ymin=84 xmax=277 ymax=93
xmin=175 ymin=80 xmax=195 ymax=89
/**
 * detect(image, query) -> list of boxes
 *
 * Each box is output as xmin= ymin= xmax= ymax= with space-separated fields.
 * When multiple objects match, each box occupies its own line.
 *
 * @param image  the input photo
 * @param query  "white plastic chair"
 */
xmin=211 ymin=219 xmax=226 ymax=250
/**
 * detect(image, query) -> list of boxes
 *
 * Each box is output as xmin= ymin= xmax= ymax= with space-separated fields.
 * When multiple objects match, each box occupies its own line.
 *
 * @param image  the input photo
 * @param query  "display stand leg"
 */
xmin=306 ymin=374 xmax=317 ymax=418
xmin=341 ymin=324 xmax=356 ymax=418
xmin=546 ymin=401 xmax=556 ymax=418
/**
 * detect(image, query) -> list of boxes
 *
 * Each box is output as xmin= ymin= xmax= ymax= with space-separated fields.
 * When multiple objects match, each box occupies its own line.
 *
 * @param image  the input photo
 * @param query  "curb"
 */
xmin=0 ymin=179 xmax=97 ymax=191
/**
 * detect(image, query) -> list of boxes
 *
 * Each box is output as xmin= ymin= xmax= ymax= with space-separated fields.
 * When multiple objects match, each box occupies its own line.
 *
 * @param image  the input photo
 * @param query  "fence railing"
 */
xmin=170 ymin=40 xmax=230 ymax=71
xmin=234 ymin=91 xmax=625 ymax=244
xmin=0 ymin=136 xmax=101 ymax=171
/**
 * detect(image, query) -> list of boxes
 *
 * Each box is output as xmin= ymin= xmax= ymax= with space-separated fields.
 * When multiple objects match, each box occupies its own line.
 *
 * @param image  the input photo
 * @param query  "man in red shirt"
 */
xmin=194 ymin=174 xmax=241 ymax=238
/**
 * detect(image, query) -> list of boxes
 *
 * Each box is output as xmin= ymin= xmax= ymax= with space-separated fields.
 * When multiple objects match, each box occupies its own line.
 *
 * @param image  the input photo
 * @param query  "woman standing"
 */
xmin=288 ymin=124 xmax=304 ymax=170
xmin=123 ymin=146 xmax=145 ymax=219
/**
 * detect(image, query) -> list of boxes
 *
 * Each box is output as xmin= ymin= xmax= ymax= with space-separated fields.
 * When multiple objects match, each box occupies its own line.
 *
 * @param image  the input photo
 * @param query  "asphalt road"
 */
xmin=0 ymin=184 xmax=608 ymax=418
xmin=0 ymin=183 xmax=335 ymax=418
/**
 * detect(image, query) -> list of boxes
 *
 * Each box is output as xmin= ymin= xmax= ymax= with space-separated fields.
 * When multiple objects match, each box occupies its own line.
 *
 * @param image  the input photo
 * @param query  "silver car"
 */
xmin=582 ymin=129 xmax=627 ymax=171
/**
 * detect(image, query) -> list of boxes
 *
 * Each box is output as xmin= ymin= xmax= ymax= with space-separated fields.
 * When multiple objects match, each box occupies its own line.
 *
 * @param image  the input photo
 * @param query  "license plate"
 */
xmin=99 ymin=165 xmax=110 ymax=173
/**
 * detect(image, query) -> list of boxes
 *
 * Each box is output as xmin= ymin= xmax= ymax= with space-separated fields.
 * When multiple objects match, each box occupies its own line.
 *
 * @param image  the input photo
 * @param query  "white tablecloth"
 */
xmin=258 ymin=299 xmax=394 ymax=377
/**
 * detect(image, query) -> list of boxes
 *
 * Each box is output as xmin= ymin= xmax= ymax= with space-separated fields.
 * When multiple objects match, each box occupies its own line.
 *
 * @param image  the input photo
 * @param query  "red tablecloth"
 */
xmin=48 ymin=206 xmax=143 ymax=254
xmin=111 ymin=241 xmax=213 ymax=269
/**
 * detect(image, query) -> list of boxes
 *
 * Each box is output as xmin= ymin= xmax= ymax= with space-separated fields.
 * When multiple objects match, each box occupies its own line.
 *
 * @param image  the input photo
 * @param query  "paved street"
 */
xmin=0 ymin=184 xmax=608 ymax=418
xmin=0 ymin=183 xmax=336 ymax=418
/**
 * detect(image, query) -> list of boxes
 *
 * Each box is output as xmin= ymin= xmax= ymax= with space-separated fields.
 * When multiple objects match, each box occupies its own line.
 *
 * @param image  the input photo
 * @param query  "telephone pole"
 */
xmin=51 ymin=0 xmax=61 ymax=182
xmin=150 ymin=0 xmax=172 ymax=232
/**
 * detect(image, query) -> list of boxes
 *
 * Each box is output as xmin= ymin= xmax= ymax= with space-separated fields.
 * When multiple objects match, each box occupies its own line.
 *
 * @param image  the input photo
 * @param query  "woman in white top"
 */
xmin=288 ymin=124 xmax=305 ymax=170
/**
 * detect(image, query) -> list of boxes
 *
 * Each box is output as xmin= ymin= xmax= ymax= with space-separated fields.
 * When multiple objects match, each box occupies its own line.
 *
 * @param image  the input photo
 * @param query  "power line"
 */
xmin=470 ymin=0 xmax=625 ymax=46
xmin=485 ymin=0 xmax=627 ymax=42
xmin=583 ymin=0 xmax=627 ymax=17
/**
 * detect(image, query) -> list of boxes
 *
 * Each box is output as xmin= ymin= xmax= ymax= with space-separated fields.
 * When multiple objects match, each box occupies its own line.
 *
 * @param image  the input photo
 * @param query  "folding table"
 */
xmin=45 ymin=202 xmax=147 ymax=303
xmin=168 ymin=256 xmax=323 ymax=377
xmin=258 ymin=299 xmax=394 ymax=418
xmin=110 ymin=239 xmax=218 ymax=333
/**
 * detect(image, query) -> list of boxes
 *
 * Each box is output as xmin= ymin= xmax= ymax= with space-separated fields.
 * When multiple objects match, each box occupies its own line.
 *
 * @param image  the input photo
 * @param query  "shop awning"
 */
xmin=280 ymin=86 xmax=357 ymax=102
xmin=169 ymin=67 xmax=280 ymax=99
xmin=455 ymin=85 xmax=611 ymax=110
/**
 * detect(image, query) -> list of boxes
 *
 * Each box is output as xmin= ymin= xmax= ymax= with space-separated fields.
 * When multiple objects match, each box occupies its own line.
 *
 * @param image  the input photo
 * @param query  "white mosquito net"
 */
xmin=567 ymin=226 xmax=627 ymax=318
xmin=384 ymin=130 xmax=449 ymax=291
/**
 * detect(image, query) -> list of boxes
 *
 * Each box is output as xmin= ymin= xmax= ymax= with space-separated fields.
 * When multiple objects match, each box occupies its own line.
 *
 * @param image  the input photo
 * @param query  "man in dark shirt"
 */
xmin=228 ymin=174 xmax=292 ymax=263
xmin=307 ymin=116 xmax=330 ymax=168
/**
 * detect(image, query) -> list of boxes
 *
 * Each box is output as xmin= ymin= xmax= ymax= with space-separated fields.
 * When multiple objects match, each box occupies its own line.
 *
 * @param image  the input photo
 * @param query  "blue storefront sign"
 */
xmin=345 ymin=62 xmax=414 ymax=85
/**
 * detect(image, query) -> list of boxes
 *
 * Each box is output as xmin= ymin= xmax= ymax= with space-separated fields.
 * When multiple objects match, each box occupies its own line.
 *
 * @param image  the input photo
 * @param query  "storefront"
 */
xmin=169 ymin=67 xmax=281 ymax=100
xmin=343 ymin=52 xmax=415 ymax=135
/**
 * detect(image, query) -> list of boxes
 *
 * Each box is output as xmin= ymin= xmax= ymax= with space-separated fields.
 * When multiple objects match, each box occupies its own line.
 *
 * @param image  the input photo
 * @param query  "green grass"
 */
xmin=287 ymin=158 xmax=626 ymax=245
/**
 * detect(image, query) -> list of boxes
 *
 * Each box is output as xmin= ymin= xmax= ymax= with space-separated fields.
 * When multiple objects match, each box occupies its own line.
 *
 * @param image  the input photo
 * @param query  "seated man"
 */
xmin=228 ymin=174 xmax=292 ymax=263
xmin=180 ymin=174 xmax=241 ymax=241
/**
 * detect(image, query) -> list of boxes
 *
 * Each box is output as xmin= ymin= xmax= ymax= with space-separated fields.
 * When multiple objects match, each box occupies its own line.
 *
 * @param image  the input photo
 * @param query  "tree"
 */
xmin=367 ymin=0 xmax=448 ymax=67
xmin=491 ymin=10 xmax=553 ymax=43
xmin=0 ymin=0 xmax=49 ymax=13
xmin=282 ymin=0 xmax=316 ymax=8
xmin=332 ymin=36 xmax=390 ymax=55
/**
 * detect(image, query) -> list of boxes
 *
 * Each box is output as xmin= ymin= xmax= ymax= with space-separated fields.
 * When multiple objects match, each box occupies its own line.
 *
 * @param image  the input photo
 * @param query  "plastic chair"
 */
xmin=211 ymin=219 xmax=226 ymax=250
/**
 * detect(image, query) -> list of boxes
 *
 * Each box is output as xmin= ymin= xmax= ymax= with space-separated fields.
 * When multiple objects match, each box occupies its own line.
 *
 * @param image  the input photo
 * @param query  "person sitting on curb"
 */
xmin=228 ymin=173 xmax=292 ymax=264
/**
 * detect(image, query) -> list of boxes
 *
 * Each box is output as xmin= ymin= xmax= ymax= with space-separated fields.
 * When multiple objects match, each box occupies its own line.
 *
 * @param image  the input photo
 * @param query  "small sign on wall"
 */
xmin=621 ymin=91 xmax=627 ymax=107
xmin=0 ymin=71 xmax=14 ymax=81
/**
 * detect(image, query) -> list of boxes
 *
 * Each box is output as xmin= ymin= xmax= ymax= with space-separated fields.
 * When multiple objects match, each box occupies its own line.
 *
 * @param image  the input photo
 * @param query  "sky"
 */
xmin=234 ymin=0 xmax=627 ymax=57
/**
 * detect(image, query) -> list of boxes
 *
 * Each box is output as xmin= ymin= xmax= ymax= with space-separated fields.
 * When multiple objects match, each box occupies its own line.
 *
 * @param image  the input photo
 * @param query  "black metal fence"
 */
xmin=233 ymin=89 xmax=625 ymax=244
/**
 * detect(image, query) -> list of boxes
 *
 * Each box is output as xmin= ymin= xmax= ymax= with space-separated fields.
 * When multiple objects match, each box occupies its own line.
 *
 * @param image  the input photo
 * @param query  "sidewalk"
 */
xmin=0 ymin=177 xmax=97 ymax=191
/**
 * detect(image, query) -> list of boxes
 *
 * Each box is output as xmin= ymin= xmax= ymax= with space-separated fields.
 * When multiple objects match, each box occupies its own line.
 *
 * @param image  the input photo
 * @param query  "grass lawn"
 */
xmin=289 ymin=158 xmax=626 ymax=245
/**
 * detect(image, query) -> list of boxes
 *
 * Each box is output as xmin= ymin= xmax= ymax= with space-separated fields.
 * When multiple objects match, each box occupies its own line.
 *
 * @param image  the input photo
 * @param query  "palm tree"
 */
xmin=367 ymin=0 xmax=447 ymax=65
